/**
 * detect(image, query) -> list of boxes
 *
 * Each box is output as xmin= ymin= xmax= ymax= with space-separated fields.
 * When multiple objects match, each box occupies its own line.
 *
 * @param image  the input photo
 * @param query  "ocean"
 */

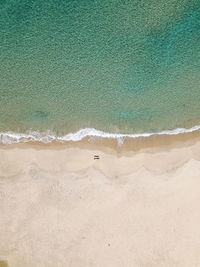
xmin=0 ymin=0 xmax=200 ymax=143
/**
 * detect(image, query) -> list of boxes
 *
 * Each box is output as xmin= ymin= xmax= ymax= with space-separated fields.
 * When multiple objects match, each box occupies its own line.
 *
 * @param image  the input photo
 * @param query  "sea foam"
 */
xmin=0 ymin=125 xmax=199 ymax=145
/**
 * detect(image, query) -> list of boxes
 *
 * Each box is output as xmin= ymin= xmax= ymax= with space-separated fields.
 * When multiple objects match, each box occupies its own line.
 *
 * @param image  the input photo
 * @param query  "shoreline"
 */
xmin=0 ymin=133 xmax=200 ymax=266
xmin=1 ymin=128 xmax=200 ymax=153
xmin=0 ymin=124 xmax=200 ymax=146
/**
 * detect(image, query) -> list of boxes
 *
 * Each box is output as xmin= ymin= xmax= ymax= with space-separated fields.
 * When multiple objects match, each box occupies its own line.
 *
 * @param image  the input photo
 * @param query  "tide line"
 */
xmin=0 ymin=125 xmax=199 ymax=145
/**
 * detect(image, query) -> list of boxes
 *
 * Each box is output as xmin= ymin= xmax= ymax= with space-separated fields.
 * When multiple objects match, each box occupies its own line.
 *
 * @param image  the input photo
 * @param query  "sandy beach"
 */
xmin=0 ymin=133 xmax=200 ymax=267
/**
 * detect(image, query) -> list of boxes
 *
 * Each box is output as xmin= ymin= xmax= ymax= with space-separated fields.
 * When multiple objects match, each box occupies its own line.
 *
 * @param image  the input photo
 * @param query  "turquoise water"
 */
xmin=0 ymin=0 xmax=200 ymax=137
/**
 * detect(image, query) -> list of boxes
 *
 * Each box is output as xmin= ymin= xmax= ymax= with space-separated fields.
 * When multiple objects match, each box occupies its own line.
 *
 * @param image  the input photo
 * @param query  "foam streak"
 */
xmin=0 ymin=125 xmax=200 ymax=145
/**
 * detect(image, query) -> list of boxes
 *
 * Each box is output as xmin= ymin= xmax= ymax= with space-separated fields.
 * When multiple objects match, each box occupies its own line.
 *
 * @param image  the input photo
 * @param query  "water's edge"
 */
xmin=0 ymin=125 xmax=199 ymax=145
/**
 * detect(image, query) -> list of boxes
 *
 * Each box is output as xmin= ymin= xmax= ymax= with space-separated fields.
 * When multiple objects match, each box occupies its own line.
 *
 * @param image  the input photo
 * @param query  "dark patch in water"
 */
xmin=30 ymin=110 xmax=50 ymax=121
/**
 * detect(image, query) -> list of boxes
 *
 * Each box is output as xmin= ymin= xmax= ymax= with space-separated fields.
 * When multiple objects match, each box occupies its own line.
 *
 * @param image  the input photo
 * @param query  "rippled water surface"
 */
xmin=0 ymin=0 xmax=200 ymax=135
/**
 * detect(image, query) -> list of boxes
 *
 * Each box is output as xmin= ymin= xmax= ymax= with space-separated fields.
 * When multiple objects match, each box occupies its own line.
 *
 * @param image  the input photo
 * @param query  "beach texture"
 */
xmin=1 ymin=0 xmax=200 ymax=266
xmin=0 ymin=136 xmax=200 ymax=267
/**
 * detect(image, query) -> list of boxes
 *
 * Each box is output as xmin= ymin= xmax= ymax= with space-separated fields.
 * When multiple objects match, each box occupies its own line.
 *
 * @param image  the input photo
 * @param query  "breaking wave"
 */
xmin=0 ymin=125 xmax=199 ymax=145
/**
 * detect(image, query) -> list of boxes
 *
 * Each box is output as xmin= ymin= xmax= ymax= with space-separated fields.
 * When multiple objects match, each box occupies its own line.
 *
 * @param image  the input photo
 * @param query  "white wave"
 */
xmin=0 ymin=125 xmax=200 ymax=145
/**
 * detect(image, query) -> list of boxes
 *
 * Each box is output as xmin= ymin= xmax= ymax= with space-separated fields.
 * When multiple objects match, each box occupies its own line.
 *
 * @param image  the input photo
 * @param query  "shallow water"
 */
xmin=0 ymin=0 xmax=200 ymax=137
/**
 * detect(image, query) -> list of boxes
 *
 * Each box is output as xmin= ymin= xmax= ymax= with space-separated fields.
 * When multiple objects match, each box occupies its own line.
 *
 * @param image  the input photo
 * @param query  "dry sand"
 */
xmin=0 ymin=135 xmax=200 ymax=267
